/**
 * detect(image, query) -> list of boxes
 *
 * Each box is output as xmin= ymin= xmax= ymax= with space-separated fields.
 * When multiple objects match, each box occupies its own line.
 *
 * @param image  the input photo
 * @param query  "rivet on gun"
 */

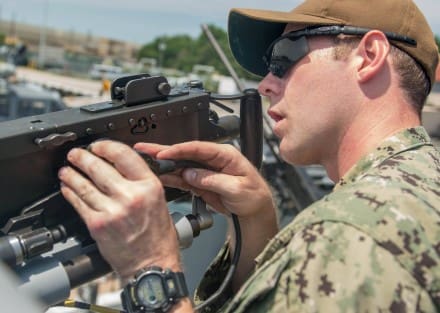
xmin=197 ymin=102 xmax=203 ymax=109
xmin=107 ymin=123 xmax=116 ymax=130
xmin=150 ymin=114 xmax=158 ymax=121
xmin=86 ymin=128 xmax=94 ymax=135
xmin=182 ymin=106 xmax=188 ymax=113
xmin=128 ymin=118 xmax=136 ymax=126
xmin=167 ymin=109 xmax=173 ymax=116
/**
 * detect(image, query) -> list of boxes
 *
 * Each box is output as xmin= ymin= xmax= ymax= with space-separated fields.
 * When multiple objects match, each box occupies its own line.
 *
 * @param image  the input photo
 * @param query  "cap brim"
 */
xmin=228 ymin=8 xmax=345 ymax=77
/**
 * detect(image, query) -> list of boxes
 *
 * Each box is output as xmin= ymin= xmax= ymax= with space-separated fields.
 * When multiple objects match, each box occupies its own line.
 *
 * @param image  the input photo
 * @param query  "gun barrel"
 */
xmin=15 ymin=255 xmax=71 ymax=306
xmin=0 ymin=236 xmax=23 ymax=267
xmin=63 ymin=250 xmax=112 ymax=289
xmin=14 ymin=253 xmax=111 ymax=307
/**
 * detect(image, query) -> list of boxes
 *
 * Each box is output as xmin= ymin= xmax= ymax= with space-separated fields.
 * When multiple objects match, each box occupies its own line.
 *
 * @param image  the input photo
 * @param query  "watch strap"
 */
xmin=168 ymin=271 xmax=189 ymax=299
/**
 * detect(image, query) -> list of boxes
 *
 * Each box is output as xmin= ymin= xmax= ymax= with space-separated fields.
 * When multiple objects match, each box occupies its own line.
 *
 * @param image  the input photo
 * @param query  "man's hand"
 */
xmin=135 ymin=141 xmax=278 ymax=289
xmin=135 ymin=141 xmax=275 ymax=220
xmin=58 ymin=140 xmax=181 ymax=280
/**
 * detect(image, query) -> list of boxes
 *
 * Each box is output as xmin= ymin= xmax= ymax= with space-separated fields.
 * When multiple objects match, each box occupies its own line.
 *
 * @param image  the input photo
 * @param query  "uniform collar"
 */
xmin=335 ymin=126 xmax=432 ymax=191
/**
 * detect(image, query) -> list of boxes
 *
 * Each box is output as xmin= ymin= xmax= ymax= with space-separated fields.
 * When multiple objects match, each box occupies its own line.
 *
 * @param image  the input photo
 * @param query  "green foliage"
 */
xmin=435 ymin=35 xmax=440 ymax=52
xmin=137 ymin=24 xmax=259 ymax=80
xmin=0 ymin=33 xmax=5 ymax=45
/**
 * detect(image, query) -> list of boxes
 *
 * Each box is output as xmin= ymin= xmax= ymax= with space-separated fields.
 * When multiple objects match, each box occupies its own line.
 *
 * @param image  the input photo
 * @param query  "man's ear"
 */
xmin=354 ymin=30 xmax=390 ymax=83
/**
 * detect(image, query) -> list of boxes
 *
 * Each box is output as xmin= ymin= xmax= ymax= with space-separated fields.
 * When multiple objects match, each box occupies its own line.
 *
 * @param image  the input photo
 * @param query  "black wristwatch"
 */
xmin=121 ymin=266 xmax=189 ymax=313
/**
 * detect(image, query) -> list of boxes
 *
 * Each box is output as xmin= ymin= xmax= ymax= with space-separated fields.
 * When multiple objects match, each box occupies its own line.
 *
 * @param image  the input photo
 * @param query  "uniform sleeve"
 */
xmin=242 ymin=222 xmax=435 ymax=313
xmin=193 ymin=240 xmax=234 ymax=313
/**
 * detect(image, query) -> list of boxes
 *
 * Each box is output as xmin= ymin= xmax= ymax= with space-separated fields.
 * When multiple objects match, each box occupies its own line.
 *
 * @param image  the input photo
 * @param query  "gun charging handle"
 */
xmin=137 ymin=154 xmax=214 ymax=249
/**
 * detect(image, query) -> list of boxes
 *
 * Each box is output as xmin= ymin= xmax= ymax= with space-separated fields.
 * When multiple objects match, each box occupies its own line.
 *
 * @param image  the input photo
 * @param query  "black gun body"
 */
xmin=0 ymin=91 xmax=239 ymax=232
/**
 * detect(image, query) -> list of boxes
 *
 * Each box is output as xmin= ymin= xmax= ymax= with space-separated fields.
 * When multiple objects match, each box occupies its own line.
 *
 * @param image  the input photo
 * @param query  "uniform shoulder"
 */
xmin=242 ymin=222 xmax=437 ymax=312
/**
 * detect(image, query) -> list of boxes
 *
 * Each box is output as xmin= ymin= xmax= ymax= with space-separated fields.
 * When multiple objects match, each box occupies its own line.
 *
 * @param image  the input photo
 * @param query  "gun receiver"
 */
xmin=0 ymin=74 xmax=262 ymax=305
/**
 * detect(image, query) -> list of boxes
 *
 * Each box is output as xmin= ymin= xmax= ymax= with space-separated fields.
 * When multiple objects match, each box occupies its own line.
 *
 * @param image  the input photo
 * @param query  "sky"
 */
xmin=1 ymin=0 xmax=440 ymax=45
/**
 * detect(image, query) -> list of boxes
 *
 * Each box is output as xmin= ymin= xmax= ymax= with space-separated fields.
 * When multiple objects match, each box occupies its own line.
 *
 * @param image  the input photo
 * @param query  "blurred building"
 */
xmin=0 ymin=19 xmax=140 ymax=63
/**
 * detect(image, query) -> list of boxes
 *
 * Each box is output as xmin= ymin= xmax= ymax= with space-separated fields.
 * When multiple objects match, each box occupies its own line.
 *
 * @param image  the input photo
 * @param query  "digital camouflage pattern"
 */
xmin=195 ymin=127 xmax=440 ymax=313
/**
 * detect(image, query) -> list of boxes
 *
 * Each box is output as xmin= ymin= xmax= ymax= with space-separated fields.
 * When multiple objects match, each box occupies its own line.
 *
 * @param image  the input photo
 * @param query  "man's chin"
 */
xmin=279 ymin=143 xmax=316 ymax=166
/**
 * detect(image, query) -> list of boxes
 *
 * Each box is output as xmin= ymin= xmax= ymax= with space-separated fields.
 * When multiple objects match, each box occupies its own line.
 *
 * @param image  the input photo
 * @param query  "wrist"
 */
xmin=238 ymin=203 xmax=278 ymax=230
xmin=121 ymin=266 xmax=190 ymax=313
xmin=237 ymin=184 xmax=276 ymax=221
xmin=118 ymin=225 xmax=182 ymax=282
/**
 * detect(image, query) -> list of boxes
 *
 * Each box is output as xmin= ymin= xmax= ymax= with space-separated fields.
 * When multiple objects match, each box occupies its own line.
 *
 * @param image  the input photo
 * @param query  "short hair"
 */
xmin=332 ymin=36 xmax=430 ymax=116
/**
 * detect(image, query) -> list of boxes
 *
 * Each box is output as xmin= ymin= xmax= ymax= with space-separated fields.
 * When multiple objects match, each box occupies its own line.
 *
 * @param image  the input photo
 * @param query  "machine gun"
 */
xmin=0 ymin=74 xmax=262 ymax=306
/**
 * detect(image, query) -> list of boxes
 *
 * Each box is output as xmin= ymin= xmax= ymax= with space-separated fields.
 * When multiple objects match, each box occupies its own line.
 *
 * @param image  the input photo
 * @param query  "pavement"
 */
xmin=15 ymin=67 xmax=102 ymax=98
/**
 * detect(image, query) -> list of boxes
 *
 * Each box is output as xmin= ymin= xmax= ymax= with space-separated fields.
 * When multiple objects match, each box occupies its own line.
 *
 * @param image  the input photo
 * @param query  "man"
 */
xmin=58 ymin=0 xmax=440 ymax=312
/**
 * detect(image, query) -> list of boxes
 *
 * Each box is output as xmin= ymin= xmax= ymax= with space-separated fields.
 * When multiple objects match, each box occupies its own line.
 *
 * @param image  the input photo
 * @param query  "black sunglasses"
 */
xmin=263 ymin=25 xmax=417 ymax=78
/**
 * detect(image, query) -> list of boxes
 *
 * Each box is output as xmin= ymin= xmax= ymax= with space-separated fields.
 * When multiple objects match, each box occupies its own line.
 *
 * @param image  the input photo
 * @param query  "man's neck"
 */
xmin=323 ymin=99 xmax=421 ymax=182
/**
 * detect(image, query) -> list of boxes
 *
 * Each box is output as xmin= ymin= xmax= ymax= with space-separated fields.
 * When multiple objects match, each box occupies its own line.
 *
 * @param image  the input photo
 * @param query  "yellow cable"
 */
xmin=62 ymin=298 xmax=126 ymax=313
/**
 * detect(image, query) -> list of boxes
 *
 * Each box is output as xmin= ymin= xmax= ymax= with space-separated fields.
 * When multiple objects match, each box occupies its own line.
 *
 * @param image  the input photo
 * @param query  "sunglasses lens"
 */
xmin=267 ymin=36 xmax=309 ymax=78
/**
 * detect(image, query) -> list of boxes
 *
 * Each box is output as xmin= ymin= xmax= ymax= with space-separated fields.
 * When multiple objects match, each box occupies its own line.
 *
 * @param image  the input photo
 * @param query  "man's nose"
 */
xmin=258 ymin=72 xmax=282 ymax=97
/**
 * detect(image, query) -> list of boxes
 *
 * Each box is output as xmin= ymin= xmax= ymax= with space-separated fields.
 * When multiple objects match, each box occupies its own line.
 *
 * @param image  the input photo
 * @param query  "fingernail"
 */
xmin=87 ymin=142 xmax=95 ymax=152
xmin=58 ymin=167 xmax=67 ymax=178
xmin=67 ymin=148 xmax=78 ymax=161
xmin=183 ymin=169 xmax=197 ymax=181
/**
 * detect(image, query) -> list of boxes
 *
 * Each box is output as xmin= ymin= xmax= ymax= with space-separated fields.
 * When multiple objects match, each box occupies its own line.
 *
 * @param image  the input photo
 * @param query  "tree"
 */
xmin=137 ymin=24 xmax=259 ymax=80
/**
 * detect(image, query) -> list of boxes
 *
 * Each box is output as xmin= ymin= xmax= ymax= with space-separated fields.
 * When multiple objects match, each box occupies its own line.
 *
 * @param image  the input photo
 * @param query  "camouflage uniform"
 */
xmin=195 ymin=126 xmax=440 ymax=313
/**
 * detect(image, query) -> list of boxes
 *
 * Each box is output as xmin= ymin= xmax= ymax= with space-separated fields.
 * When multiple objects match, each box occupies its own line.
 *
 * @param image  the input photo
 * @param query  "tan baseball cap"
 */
xmin=228 ymin=0 xmax=439 ymax=88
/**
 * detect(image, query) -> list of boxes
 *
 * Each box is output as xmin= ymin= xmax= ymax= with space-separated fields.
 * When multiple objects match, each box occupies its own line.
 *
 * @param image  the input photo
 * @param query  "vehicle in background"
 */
xmin=0 ymin=44 xmax=29 ymax=67
xmin=0 ymin=62 xmax=16 ymax=79
xmin=0 ymin=80 xmax=67 ymax=122
xmin=88 ymin=63 xmax=123 ymax=81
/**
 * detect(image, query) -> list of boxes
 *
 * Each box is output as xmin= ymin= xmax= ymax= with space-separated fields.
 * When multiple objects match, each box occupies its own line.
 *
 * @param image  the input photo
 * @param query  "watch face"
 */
xmin=136 ymin=273 xmax=167 ymax=308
